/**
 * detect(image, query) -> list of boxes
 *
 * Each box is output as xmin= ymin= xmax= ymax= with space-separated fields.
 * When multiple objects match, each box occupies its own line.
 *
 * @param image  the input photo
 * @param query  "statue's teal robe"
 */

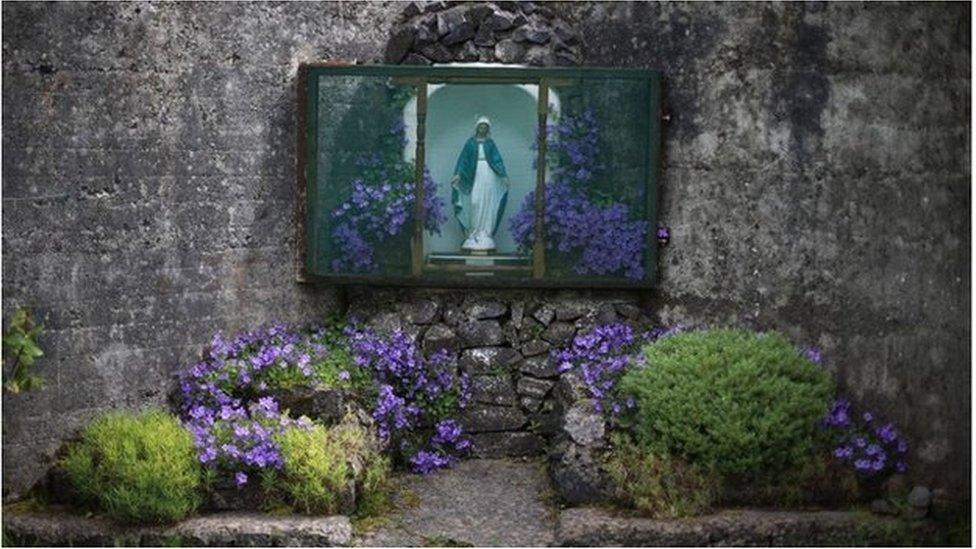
xmin=451 ymin=137 xmax=508 ymax=236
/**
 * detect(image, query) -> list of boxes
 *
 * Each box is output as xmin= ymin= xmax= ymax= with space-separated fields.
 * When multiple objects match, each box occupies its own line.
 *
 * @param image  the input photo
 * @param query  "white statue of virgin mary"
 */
xmin=450 ymin=116 xmax=510 ymax=253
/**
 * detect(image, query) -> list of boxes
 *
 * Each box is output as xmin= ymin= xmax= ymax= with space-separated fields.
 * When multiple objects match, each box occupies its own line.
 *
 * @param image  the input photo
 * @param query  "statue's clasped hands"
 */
xmin=502 ymin=177 xmax=510 ymax=189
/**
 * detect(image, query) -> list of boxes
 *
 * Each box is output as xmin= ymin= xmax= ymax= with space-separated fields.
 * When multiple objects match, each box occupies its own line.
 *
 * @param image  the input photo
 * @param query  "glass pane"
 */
xmin=420 ymin=83 xmax=539 ymax=281
xmin=514 ymin=77 xmax=655 ymax=284
xmin=309 ymin=74 xmax=431 ymax=276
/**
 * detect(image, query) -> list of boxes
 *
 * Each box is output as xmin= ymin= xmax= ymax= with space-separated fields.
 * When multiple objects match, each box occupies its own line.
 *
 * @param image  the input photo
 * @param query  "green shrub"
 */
xmin=60 ymin=410 xmax=201 ymax=524
xmin=618 ymin=328 xmax=833 ymax=477
xmin=605 ymin=433 xmax=719 ymax=518
xmin=276 ymin=415 xmax=390 ymax=515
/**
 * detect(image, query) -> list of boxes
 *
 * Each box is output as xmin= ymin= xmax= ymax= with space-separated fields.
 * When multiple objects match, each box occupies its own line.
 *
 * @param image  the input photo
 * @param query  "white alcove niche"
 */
xmin=402 ymin=66 xmax=560 ymax=259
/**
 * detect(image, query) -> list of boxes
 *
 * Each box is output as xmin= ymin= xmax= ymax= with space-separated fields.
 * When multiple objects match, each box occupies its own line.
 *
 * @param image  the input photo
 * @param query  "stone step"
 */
xmin=2 ymin=509 xmax=351 ymax=547
xmin=555 ymin=507 xmax=938 ymax=547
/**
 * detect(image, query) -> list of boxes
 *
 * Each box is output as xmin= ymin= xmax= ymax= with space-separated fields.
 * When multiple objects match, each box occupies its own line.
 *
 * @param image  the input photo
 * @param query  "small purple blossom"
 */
xmin=656 ymin=225 xmax=671 ymax=244
xmin=235 ymin=471 xmax=248 ymax=488
xmin=823 ymin=398 xmax=909 ymax=478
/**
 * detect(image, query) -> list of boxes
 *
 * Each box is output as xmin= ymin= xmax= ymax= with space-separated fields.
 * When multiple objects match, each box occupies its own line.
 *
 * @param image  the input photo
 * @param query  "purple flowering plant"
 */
xmin=509 ymin=108 xmax=648 ymax=280
xmin=552 ymin=322 xmax=684 ymax=421
xmin=177 ymin=321 xmax=371 ymax=487
xmin=346 ymin=326 xmax=472 ymax=474
xmin=822 ymin=398 xmax=909 ymax=478
xmin=330 ymin=117 xmax=446 ymax=273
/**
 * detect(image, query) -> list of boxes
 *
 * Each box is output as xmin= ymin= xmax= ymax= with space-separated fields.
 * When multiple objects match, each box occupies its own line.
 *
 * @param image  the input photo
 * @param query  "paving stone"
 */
xmin=355 ymin=459 xmax=555 ymax=546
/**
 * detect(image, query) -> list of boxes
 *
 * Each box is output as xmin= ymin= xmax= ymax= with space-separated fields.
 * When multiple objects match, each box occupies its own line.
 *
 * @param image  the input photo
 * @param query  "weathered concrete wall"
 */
xmin=2 ymin=0 xmax=970 ymax=507
xmin=568 ymin=1 xmax=970 ymax=503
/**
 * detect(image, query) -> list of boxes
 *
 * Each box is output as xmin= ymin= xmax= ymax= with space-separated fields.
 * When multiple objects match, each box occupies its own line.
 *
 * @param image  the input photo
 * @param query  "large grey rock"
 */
xmin=555 ymin=507 xmax=938 ymax=547
xmin=400 ymin=299 xmax=439 ymax=325
xmin=531 ymin=304 xmax=555 ymax=326
xmin=419 ymin=42 xmax=453 ymax=62
xmin=517 ymin=376 xmax=555 ymax=399
xmin=367 ymin=312 xmax=422 ymax=342
xmin=436 ymin=8 xmax=466 ymax=36
xmin=470 ymin=431 xmax=545 ymax=458
xmin=908 ymin=486 xmax=932 ymax=518
xmin=908 ymin=486 xmax=932 ymax=508
xmin=563 ymin=400 xmax=605 ymax=446
xmin=422 ymin=323 xmax=459 ymax=355
xmin=460 ymin=346 xmax=522 ymax=374
xmin=549 ymin=441 xmax=608 ymax=504
xmin=554 ymin=373 xmax=589 ymax=407
xmin=460 ymin=404 xmax=527 ymax=432
xmin=523 ymin=44 xmax=555 ymax=66
xmin=520 ymin=339 xmax=550 ymax=357
xmin=442 ymin=21 xmax=475 ymax=45
xmin=267 ymin=386 xmax=345 ymax=424
xmin=464 ymin=299 xmax=508 ymax=320
xmin=471 ymin=374 xmax=517 ymax=406
xmin=2 ymin=510 xmax=352 ymax=547
xmin=384 ymin=26 xmax=416 ymax=63
xmin=484 ymin=11 xmax=516 ymax=31
xmin=473 ymin=24 xmax=495 ymax=47
xmin=518 ymin=355 xmax=558 ymax=378
xmin=458 ymin=320 xmax=506 ymax=347
xmin=541 ymin=321 xmax=576 ymax=346
xmin=614 ymin=302 xmax=642 ymax=320
xmin=520 ymin=396 xmax=543 ymax=413
xmin=554 ymin=302 xmax=588 ymax=321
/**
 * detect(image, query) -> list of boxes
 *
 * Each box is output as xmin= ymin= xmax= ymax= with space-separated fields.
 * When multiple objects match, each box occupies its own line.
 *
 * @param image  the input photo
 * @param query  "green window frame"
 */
xmin=297 ymin=64 xmax=663 ymax=288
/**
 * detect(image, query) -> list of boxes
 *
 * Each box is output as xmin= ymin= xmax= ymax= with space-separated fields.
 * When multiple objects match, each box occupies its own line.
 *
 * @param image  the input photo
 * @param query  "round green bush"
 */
xmin=618 ymin=329 xmax=833 ymax=477
xmin=61 ymin=410 xmax=201 ymax=524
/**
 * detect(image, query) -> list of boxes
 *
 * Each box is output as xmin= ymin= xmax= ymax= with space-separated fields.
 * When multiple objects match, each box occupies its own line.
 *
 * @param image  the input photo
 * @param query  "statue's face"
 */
xmin=476 ymin=123 xmax=489 ymax=137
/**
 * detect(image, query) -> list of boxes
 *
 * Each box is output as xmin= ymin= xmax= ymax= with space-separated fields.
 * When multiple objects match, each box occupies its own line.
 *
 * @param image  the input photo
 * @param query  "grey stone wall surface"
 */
xmin=2 ymin=0 xmax=970 ymax=508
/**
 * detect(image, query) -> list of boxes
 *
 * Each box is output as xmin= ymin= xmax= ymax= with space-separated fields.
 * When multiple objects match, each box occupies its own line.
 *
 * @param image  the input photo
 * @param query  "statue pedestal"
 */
xmin=426 ymin=252 xmax=531 ymax=277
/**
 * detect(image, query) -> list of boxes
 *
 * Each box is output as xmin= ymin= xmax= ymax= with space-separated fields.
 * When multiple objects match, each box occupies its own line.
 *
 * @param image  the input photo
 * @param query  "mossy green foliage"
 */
xmin=618 ymin=329 xmax=833 ymax=477
xmin=273 ymin=415 xmax=390 ymax=516
xmin=60 ymin=410 xmax=201 ymax=524
xmin=605 ymin=432 xmax=719 ymax=518
xmin=2 ymin=307 xmax=45 ymax=393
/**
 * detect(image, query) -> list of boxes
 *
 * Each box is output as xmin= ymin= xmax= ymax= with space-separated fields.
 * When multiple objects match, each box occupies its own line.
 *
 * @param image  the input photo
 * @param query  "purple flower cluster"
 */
xmin=331 ymin=170 xmax=445 ymax=273
xmin=329 ymin=117 xmax=446 ymax=273
xmin=177 ymin=324 xmax=326 ymax=485
xmin=552 ymin=323 xmax=683 ymax=416
xmin=511 ymin=184 xmax=648 ymax=279
xmin=823 ymin=398 xmax=908 ymax=476
xmin=511 ymin=109 xmax=647 ymax=280
xmin=347 ymin=327 xmax=471 ymax=474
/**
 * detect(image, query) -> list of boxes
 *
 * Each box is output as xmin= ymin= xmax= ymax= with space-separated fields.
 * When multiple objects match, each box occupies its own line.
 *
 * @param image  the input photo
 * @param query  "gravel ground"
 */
xmin=354 ymin=458 xmax=558 ymax=547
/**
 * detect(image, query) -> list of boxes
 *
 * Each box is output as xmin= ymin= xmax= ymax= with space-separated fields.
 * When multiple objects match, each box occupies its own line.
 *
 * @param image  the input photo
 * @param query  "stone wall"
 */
xmin=2 ymin=0 xmax=970 ymax=507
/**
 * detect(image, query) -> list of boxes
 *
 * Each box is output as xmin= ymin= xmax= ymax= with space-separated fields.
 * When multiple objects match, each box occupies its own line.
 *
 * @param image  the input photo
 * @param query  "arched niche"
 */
xmin=402 ymin=64 xmax=561 ymax=256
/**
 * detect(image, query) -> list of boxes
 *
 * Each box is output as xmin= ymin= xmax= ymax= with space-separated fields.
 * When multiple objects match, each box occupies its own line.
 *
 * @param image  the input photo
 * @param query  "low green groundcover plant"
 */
xmin=61 ymin=409 xmax=202 ymax=524
xmin=605 ymin=432 xmax=719 ymax=518
xmin=618 ymin=328 xmax=833 ymax=478
xmin=270 ymin=415 xmax=390 ymax=515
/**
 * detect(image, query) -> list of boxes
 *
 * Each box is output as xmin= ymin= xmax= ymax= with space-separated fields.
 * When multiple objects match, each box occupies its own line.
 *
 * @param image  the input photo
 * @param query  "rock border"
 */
xmin=3 ymin=508 xmax=352 ymax=547
xmin=555 ymin=507 xmax=938 ymax=547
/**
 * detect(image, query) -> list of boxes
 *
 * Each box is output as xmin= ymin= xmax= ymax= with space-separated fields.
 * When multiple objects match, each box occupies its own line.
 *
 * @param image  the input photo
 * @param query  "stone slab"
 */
xmin=2 ymin=508 xmax=352 ymax=547
xmin=555 ymin=507 xmax=937 ymax=547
